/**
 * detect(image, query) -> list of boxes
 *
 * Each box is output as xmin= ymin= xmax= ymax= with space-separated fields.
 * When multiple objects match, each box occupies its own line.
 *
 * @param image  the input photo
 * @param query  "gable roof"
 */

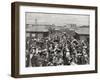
xmin=75 ymin=27 xmax=89 ymax=35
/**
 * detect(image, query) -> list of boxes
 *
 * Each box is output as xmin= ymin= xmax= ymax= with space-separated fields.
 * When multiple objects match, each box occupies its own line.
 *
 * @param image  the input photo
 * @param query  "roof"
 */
xmin=26 ymin=24 xmax=89 ymax=35
xmin=75 ymin=27 xmax=89 ymax=35
xmin=26 ymin=24 xmax=49 ymax=32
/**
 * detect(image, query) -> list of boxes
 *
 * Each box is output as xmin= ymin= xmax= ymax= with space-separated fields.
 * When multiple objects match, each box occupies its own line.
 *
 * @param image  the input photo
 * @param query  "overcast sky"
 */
xmin=26 ymin=12 xmax=90 ymax=26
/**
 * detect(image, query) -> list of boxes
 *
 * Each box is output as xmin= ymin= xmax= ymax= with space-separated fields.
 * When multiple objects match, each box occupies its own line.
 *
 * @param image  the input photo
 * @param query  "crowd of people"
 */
xmin=26 ymin=31 xmax=89 ymax=67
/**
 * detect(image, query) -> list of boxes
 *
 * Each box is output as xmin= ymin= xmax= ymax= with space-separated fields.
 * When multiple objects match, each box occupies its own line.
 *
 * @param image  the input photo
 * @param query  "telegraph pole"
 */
xmin=35 ymin=18 xmax=37 ymax=25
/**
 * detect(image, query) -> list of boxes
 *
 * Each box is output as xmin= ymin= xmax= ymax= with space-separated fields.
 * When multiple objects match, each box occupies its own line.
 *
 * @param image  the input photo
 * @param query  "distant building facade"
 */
xmin=26 ymin=24 xmax=51 ymax=38
xmin=26 ymin=23 xmax=89 ymax=41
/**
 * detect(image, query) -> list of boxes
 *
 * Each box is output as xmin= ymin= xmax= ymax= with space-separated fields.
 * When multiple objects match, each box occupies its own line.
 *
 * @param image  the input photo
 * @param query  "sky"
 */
xmin=26 ymin=12 xmax=90 ymax=26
